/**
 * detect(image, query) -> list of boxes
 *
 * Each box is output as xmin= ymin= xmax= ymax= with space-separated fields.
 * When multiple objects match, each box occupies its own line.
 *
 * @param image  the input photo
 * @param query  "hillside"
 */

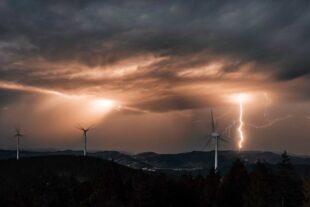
xmin=1 ymin=150 xmax=309 ymax=176
xmin=0 ymin=156 xmax=201 ymax=207
xmin=0 ymin=155 xmax=308 ymax=206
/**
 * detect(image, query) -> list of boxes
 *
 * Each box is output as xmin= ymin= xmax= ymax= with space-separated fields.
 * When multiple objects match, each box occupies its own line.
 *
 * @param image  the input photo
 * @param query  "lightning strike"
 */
xmin=249 ymin=93 xmax=294 ymax=129
xmin=247 ymin=115 xmax=293 ymax=129
xmin=237 ymin=94 xmax=246 ymax=149
xmin=221 ymin=120 xmax=237 ymax=138
xmin=263 ymin=92 xmax=272 ymax=121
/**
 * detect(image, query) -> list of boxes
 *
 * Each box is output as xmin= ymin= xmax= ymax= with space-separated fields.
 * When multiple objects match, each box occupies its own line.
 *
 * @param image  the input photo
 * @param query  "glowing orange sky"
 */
xmin=0 ymin=0 xmax=309 ymax=154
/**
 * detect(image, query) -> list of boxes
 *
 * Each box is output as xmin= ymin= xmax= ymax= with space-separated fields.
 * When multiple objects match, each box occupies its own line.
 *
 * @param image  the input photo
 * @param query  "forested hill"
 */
xmin=0 ymin=154 xmax=308 ymax=207
xmin=1 ymin=150 xmax=310 ymax=176
xmin=0 ymin=156 xmax=183 ymax=206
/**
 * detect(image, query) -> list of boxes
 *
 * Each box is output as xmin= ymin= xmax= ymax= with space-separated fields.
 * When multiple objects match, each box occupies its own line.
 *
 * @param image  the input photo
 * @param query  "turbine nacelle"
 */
xmin=14 ymin=127 xmax=23 ymax=138
xmin=81 ymin=128 xmax=90 ymax=133
xmin=76 ymin=123 xmax=95 ymax=157
xmin=76 ymin=123 xmax=94 ymax=133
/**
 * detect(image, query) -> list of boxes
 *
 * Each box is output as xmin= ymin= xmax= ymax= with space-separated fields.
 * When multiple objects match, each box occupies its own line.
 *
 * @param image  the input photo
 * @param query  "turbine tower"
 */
xmin=77 ymin=125 xmax=93 ymax=156
xmin=205 ymin=108 xmax=228 ymax=171
xmin=14 ymin=128 xmax=23 ymax=160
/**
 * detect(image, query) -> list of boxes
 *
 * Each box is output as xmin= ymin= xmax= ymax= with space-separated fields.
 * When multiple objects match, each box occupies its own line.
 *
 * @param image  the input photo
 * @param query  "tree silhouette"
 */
xmin=204 ymin=168 xmax=221 ymax=207
xmin=276 ymin=151 xmax=304 ymax=207
xmin=244 ymin=161 xmax=277 ymax=207
xmin=219 ymin=159 xmax=248 ymax=207
xmin=0 ymin=155 xmax=307 ymax=207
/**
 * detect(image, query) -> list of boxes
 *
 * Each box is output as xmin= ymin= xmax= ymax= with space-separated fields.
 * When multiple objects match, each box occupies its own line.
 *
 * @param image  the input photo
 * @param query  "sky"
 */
xmin=0 ymin=0 xmax=309 ymax=154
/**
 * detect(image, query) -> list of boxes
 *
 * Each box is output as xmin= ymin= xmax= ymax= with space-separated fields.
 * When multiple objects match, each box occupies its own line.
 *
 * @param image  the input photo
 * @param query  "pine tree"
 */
xmin=244 ymin=161 xmax=277 ymax=207
xmin=204 ymin=168 xmax=221 ymax=207
xmin=276 ymin=151 xmax=304 ymax=207
xmin=219 ymin=159 xmax=248 ymax=207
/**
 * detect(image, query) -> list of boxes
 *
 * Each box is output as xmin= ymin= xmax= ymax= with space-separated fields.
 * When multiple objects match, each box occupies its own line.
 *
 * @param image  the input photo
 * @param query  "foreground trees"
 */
xmin=244 ymin=161 xmax=277 ymax=207
xmin=197 ymin=152 xmax=305 ymax=207
xmin=276 ymin=151 xmax=304 ymax=207
xmin=0 ymin=152 xmax=306 ymax=207
xmin=219 ymin=159 xmax=248 ymax=207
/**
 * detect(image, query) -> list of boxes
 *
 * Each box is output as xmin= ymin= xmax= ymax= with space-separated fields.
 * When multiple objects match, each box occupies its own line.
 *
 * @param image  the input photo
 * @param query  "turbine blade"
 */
xmin=222 ymin=134 xmax=233 ymax=140
xmin=210 ymin=108 xmax=215 ymax=132
xmin=201 ymin=136 xmax=213 ymax=151
xmin=75 ymin=123 xmax=84 ymax=130
xmin=219 ymin=136 xmax=229 ymax=143
xmin=206 ymin=136 xmax=213 ymax=146
xmin=87 ymin=124 xmax=96 ymax=130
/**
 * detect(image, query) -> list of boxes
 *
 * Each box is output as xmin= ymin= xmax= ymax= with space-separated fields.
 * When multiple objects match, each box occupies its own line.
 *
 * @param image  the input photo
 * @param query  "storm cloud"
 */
xmin=0 ymin=1 xmax=309 ymax=97
xmin=0 ymin=0 xmax=309 ymax=154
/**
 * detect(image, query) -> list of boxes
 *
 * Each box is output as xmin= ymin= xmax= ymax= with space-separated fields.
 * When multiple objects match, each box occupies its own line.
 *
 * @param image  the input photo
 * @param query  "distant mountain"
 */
xmin=92 ymin=151 xmax=153 ymax=169
xmin=1 ymin=149 xmax=309 ymax=176
xmin=134 ymin=150 xmax=310 ymax=176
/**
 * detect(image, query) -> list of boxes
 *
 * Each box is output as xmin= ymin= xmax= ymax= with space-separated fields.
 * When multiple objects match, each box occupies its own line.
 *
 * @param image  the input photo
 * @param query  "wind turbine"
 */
xmin=14 ymin=128 xmax=23 ymax=160
xmin=204 ymin=108 xmax=228 ymax=172
xmin=77 ymin=124 xmax=93 ymax=156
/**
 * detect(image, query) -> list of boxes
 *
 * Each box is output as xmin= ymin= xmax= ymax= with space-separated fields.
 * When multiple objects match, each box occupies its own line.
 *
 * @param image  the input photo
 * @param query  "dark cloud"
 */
xmin=0 ymin=1 xmax=309 ymax=154
xmin=131 ymin=93 xmax=210 ymax=112
xmin=0 ymin=89 xmax=40 ymax=108
xmin=0 ymin=0 xmax=309 ymax=111
xmin=0 ymin=89 xmax=24 ymax=106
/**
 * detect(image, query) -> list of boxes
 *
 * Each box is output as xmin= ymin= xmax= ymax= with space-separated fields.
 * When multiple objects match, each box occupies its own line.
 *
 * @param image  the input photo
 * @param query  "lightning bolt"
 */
xmin=247 ymin=115 xmax=293 ymax=129
xmin=263 ymin=92 xmax=272 ymax=122
xmin=249 ymin=92 xmax=294 ymax=129
xmin=221 ymin=120 xmax=237 ymax=138
xmin=225 ymin=92 xmax=301 ymax=149
xmin=215 ymin=111 xmax=231 ymax=121
xmin=237 ymin=95 xmax=245 ymax=149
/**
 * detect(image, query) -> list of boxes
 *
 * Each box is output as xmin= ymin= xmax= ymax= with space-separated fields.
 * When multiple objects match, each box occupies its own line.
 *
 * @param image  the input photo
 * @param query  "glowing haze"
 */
xmin=0 ymin=1 xmax=309 ymax=154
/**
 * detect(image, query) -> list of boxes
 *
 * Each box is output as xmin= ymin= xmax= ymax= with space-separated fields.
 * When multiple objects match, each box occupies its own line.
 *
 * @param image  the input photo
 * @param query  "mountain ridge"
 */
xmin=1 ymin=149 xmax=309 ymax=172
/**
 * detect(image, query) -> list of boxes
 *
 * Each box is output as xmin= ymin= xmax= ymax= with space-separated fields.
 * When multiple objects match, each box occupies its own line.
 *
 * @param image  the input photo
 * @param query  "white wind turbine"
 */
xmin=204 ymin=108 xmax=228 ymax=172
xmin=77 ymin=124 xmax=94 ymax=156
xmin=13 ymin=128 xmax=23 ymax=160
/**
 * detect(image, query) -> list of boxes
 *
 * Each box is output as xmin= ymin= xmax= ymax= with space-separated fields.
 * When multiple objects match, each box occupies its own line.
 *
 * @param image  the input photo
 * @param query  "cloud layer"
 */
xmin=0 ymin=1 xmax=309 ymax=154
xmin=0 ymin=0 xmax=309 ymax=111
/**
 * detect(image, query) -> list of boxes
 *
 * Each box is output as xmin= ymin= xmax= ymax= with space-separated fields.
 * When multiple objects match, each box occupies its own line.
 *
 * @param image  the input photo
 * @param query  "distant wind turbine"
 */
xmin=204 ymin=108 xmax=228 ymax=172
xmin=13 ymin=128 xmax=23 ymax=160
xmin=77 ymin=124 xmax=94 ymax=156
